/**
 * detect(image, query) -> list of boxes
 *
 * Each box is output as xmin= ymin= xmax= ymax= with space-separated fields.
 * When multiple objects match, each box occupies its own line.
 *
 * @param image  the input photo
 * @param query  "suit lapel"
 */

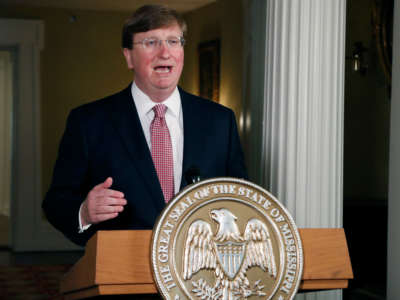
xmin=110 ymin=85 xmax=165 ymax=212
xmin=180 ymin=89 xmax=204 ymax=189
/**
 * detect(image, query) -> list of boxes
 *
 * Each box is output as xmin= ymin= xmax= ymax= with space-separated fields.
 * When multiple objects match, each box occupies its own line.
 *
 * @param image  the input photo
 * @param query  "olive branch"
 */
xmin=191 ymin=278 xmax=222 ymax=300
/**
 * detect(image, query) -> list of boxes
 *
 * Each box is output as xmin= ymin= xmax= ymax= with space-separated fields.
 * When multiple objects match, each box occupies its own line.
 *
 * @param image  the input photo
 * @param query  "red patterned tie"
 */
xmin=151 ymin=104 xmax=174 ymax=203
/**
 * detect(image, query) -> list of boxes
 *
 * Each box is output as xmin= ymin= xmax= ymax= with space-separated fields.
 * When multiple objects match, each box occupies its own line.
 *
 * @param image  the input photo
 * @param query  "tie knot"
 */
xmin=153 ymin=104 xmax=167 ymax=119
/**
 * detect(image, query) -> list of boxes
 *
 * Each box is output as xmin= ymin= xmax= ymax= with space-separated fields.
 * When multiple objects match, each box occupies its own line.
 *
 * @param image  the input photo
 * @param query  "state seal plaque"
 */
xmin=151 ymin=178 xmax=303 ymax=300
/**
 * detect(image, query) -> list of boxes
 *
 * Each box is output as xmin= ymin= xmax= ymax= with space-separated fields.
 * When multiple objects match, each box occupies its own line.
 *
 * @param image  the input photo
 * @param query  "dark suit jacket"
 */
xmin=42 ymin=85 xmax=247 ymax=246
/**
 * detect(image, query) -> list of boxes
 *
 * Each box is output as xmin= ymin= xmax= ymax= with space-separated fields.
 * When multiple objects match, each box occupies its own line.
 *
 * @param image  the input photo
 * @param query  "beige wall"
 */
xmin=181 ymin=3 xmax=219 ymax=96
xmin=218 ymin=0 xmax=244 ymax=121
xmin=0 ymin=6 xmax=132 ymax=193
xmin=181 ymin=0 xmax=244 ymax=122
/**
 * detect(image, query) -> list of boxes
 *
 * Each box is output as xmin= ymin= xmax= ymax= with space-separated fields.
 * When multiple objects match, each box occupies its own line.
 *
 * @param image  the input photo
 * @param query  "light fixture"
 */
xmin=351 ymin=41 xmax=368 ymax=75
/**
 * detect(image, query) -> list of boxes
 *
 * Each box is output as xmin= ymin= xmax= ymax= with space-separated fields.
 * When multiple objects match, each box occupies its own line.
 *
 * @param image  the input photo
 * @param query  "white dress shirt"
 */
xmin=79 ymin=82 xmax=184 ymax=232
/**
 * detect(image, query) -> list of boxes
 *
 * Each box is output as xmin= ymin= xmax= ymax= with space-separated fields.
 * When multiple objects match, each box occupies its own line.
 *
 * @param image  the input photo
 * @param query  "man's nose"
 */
xmin=158 ymin=41 xmax=171 ymax=58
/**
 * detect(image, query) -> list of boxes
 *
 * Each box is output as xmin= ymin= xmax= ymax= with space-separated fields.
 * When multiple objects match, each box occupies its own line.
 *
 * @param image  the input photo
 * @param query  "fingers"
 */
xmin=95 ymin=204 xmax=125 ymax=214
xmin=93 ymin=177 xmax=113 ymax=191
xmin=96 ymin=196 xmax=127 ymax=206
xmin=94 ymin=213 xmax=119 ymax=223
xmin=82 ymin=177 xmax=128 ymax=225
xmin=97 ymin=188 xmax=125 ymax=199
xmin=103 ymin=177 xmax=113 ymax=189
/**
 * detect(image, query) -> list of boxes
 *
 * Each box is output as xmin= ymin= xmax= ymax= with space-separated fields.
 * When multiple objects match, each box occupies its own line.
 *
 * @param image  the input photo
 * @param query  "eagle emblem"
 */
xmin=183 ymin=208 xmax=277 ymax=299
xmin=151 ymin=178 xmax=303 ymax=300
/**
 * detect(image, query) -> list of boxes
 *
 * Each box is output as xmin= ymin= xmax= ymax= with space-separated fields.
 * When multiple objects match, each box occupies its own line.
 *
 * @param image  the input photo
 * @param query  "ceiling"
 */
xmin=0 ymin=0 xmax=216 ymax=13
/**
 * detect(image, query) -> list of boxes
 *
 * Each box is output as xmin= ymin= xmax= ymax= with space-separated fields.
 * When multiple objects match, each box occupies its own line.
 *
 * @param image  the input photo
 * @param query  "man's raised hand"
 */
xmin=80 ymin=177 xmax=127 ymax=226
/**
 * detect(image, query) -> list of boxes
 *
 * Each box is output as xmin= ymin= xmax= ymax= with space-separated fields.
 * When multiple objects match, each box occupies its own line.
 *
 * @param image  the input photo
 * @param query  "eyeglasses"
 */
xmin=132 ymin=37 xmax=185 ymax=50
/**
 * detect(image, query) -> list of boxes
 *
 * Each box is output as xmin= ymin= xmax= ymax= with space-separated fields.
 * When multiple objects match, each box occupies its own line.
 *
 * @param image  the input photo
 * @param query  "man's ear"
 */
xmin=123 ymin=48 xmax=134 ymax=70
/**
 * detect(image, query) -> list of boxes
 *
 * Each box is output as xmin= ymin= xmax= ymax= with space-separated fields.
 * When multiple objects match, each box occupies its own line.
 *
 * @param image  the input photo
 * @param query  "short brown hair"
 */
xmin=122 ymin=4 xmax=187 ymax=49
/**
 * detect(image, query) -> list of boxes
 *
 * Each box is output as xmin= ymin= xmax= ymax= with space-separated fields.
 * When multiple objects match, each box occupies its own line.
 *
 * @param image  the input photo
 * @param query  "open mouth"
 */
xmin=154 ymin=66 xmax=173 ymax=73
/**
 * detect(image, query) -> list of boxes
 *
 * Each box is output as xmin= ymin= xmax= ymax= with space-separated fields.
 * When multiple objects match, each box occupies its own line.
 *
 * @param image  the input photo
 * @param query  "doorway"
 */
xmin=343 ymin=0 xmax=392 ymax=299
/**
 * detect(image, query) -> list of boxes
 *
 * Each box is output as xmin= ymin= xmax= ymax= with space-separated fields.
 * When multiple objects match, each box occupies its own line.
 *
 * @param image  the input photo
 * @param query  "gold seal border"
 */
xmin=151 ymin=177 xmax=304 ymax=300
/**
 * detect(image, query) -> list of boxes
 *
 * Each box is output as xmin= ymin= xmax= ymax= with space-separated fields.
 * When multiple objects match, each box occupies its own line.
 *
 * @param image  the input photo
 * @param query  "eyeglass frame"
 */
xmin=132 ymin=36 xmax=185 ymax=50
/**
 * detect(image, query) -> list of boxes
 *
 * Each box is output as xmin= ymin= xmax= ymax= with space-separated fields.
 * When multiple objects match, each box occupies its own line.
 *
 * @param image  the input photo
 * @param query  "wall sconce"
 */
xmin=350 ymin=41 xmax=368 ymax=75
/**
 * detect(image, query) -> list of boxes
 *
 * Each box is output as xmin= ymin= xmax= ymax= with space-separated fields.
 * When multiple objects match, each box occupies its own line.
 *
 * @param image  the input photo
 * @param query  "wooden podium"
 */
xmin=60 ymin=229 xmax=353 ymax=300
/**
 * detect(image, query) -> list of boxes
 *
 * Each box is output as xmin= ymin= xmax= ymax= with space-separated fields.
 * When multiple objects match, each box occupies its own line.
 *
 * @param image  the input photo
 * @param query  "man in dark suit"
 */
xmin=42 ymin=5 xmax=247 ymax=247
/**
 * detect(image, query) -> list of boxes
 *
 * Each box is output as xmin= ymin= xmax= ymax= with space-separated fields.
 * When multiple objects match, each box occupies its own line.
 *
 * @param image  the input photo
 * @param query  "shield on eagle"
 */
xmin=215 ymin=241 xmax=246 ymax=280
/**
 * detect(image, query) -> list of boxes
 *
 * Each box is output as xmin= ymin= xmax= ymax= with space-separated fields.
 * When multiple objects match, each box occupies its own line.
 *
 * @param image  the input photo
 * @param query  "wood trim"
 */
xmin=98 ymin=284 xmax=158 ymax=295
xmin=300 ymin=279 xmax=348 ymax=290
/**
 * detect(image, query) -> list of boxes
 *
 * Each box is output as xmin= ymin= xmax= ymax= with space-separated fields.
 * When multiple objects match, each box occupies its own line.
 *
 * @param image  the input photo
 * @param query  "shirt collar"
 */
xmin=131 ymin=82 xmax=181 ymax=119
